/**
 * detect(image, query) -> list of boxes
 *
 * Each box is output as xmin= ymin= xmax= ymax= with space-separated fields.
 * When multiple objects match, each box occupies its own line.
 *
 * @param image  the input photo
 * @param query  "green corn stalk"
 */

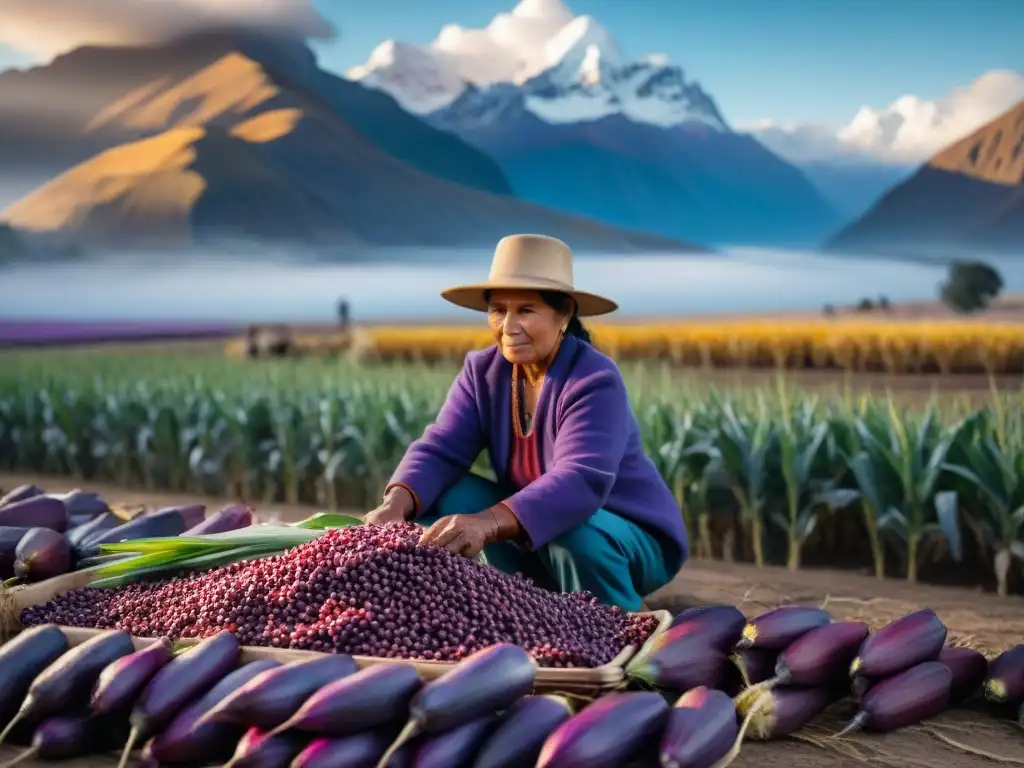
xmin=855 ymin=398 xmax=967 ymax=582
xmin=843 ymin=403 xmax=902 ymax=580
xmin=943 ymin=417 xmax=1024 ymax=596
xmin=775 ymin=412 xmax=827 ymax=571
xmin=646 ymin=405 xmax=716 ymax=554
xmin=2 ymin=347 xmax=1024 ymax=591
xmin=846 ymin=451 xmax=892 ymax=579
xmin=715 ymin=398 xmax=774 ymax=568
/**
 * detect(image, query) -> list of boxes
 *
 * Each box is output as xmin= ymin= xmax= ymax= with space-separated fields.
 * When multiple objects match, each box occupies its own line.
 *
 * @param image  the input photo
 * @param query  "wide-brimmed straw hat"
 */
xmin=440 ymin=234 xmax=618 ymax=317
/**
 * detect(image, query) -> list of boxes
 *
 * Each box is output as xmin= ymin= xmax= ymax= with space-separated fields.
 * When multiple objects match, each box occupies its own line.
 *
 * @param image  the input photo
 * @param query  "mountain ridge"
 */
xmin=348 ymin=0 xmax=726 ymax=130
xmin=0 ymin=31 xmax=514 ymax=198
xmin=824 ymin=100 xmax=1024 ymax=253
xmin=426 ymin=91 xmax=842 ymax=245
xmin=349 ymin=0 xmax=843 ymax=245
xmin=0 ymin=32 xmax=703 ymax=252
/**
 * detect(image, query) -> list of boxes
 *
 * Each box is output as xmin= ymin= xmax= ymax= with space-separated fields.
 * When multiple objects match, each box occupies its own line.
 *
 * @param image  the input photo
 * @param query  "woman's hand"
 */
xmin=420 ymin=512 xmax=497 ymax=559
xmin=365 ymin=486 xmax=415 ymax=525
xmin=364 ymin=505 xmax=406 ymax=525
xmin=420 ymin=505 xmax=522 ymax=559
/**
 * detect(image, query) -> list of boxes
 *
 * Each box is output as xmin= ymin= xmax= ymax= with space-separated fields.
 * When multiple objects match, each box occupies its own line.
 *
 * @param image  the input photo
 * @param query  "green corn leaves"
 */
xmin=1 ymin=349 xmax=1023 ymax=594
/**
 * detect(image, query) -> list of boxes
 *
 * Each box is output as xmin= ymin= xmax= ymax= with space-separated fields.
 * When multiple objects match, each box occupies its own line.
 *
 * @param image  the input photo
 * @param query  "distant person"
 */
xmin=364 ymin=234 xmax=687 ymax=611
xmin=337 ymin=299 xmax=350 ymax=331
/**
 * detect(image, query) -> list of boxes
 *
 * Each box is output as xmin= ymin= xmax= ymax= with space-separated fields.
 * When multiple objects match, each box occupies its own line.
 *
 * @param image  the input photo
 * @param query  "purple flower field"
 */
xmin=0 ymin=320 xmax=239 ymax=347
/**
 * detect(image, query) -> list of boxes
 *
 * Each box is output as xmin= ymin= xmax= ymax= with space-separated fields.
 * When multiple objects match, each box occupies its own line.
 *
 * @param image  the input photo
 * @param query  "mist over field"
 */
xmin=7 ymin=246 xmax=1021 ymax=324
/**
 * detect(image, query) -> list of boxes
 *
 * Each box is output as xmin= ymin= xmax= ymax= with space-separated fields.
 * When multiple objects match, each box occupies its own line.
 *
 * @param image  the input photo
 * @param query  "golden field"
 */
xmin=228 ymin=319 xmax=1024 ymax=375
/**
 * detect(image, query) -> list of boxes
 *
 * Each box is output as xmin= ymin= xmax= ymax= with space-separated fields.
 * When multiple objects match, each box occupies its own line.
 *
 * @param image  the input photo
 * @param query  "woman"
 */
xmin=366 ymin=234 xmax=688 ymax=611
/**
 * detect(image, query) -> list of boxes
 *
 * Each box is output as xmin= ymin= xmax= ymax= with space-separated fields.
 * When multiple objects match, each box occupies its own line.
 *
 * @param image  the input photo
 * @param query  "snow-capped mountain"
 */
xmin=346 ymin=40 xmax=466 ymax=115
xmin=426 ymin=52 xmax=728 ymax=132
xmin=347 ymin=0 xmax=842 ymax=246
xmin=347 ymin=0 xmax=726 ymax=130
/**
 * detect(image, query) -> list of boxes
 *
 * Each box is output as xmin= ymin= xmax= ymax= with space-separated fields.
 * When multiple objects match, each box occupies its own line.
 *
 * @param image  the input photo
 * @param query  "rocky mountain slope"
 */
xmin=825 ymin=100 xmax=1024 ymax=253
xmin=0 ymin=32 xmax=699 ymax=251
xmin=4 ymin=107 xmax=691 ymax=249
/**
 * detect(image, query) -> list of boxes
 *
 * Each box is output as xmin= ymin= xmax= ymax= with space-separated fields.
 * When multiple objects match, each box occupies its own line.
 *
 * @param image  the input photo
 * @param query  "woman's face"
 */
xmin=487 ymin=289 xmax=569 ymax=366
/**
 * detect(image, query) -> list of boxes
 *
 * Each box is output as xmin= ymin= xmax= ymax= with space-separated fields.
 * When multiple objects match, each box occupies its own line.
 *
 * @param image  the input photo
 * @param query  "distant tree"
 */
xmin=940 ymin=260 xmax=1004 ymax=314
xmin=823 ymin=304 xmax=836 ymax=317
xmin=856 ymin=297 xmax=875 ymax=312
xmin=877 ymin=295 xmax=891 ymax=311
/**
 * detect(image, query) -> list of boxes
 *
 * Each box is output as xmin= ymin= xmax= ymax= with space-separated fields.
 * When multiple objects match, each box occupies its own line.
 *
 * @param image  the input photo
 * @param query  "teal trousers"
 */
xmin=419 ymin=473 xmax=672 ymax=612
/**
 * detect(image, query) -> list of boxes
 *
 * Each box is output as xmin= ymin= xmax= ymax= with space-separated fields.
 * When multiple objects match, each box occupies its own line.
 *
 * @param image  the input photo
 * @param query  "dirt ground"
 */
xmin=1 ymin=473 xmax=1022 ymax=768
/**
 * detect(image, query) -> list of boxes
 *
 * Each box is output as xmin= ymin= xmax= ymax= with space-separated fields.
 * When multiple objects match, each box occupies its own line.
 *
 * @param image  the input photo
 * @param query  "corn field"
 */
xmin=228 ymin=319 xmax=1024 ymax=375
xmin=2 ymin=349 xmax=1024 ymax=596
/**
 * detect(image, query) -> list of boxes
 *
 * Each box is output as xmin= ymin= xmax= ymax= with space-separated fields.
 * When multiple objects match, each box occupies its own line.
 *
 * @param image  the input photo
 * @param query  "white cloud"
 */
xmin=347 ymin=0 xmax=617 ymax=89
xmin=745 ymin=69 xmax=1024 ymax=165
xmin=0 ymin=0 xmax=336 ymax=60
xmin=741 ymin=120 xmax=859 ymax=164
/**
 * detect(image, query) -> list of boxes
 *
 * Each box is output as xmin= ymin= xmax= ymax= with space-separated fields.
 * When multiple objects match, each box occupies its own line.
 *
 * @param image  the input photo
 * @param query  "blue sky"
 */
xmin=316 ymin=0 xmax=1023 ymax=125
xmin=0 ymin=0 xmax=1020 ymax=125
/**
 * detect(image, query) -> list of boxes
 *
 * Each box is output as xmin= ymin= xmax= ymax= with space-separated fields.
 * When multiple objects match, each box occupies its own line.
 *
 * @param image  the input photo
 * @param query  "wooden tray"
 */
xmin=5 ymin=570 xmax=674 ymax=695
